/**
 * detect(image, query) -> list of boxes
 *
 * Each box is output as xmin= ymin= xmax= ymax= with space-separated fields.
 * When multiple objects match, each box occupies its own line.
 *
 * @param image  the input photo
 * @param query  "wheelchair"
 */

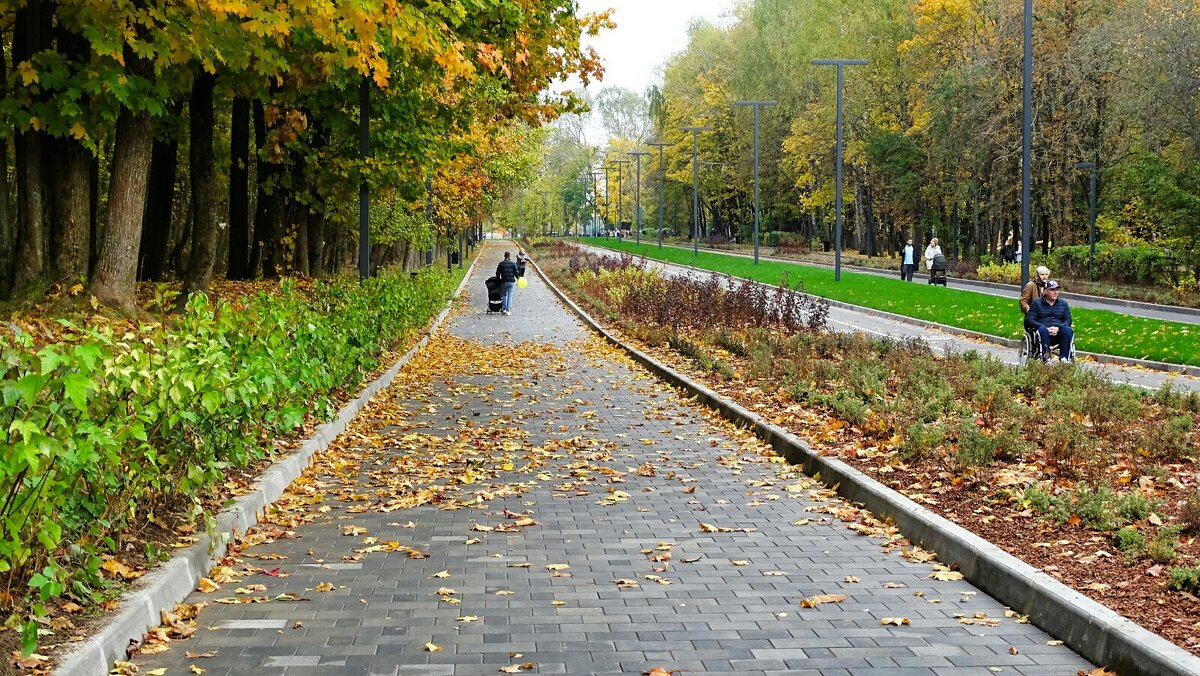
xmin=1018 ymin=327 xmax=1076 ymax=366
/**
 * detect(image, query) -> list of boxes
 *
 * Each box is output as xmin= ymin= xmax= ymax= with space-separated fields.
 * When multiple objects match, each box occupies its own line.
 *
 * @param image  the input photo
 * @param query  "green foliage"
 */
xmin=0 ymin=269 xmax=455 ymax=651
xmin=1023 ymin=485 xmax=1053 ymax=513
xmin=1167 ymin=565 xmax=1200 ymax=592
xmin=1147 ymin=526 xmax=1182 ymax=564
xmin=1113 ymin=527 xmax=1146 ymax=558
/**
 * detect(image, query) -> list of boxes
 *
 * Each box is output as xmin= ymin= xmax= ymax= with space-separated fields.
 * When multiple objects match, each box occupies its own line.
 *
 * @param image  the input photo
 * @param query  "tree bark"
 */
xmin=52 ymin=139 xmax=92 ymax=286
xmin=89 ymin=107 xmax=154 ymax=313
xmin=294 ymin=207 xmax=310 ymax=276
xmin=138 ymin=125 xmax=180 ymax=281
xmin=307 ymin=208 xmax=324 ymax=277
xmin=11 ymin=0 xmax=50 ymax=294
xmin=0 ymin=136 xmax=13 ymax=298
xmin=251 ymin=99 xmax=284 ymax=277
xmin=179 ymin=70 xmax=219 ymax=308
xmin=227 ymin=96 xmax=251 ymax=279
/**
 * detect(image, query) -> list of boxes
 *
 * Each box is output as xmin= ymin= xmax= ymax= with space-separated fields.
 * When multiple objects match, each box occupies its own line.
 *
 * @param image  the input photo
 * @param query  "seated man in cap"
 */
xmin=1025 ymin=279 xmax=1074 ymax=363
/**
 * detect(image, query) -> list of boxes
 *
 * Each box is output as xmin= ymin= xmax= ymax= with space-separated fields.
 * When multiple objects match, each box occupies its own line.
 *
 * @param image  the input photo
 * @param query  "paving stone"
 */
xmin=128 ymin=244 xmax=1098 ymax=674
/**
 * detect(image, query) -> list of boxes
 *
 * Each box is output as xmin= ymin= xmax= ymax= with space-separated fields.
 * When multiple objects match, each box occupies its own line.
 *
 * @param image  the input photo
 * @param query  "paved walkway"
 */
xmin=129 ymin=243 xmax=1093 ymax=675
xmin=579 ymin=242 xmax=1200 ymax=394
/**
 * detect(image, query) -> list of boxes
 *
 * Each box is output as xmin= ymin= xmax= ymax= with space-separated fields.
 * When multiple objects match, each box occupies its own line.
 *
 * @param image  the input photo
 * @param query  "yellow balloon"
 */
xmin=517 ymin=277 xmax=528 ymax=289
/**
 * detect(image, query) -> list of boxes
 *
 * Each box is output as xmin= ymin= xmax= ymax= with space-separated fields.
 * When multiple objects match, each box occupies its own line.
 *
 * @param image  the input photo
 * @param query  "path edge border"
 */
xmin=52 ymin=254 xmax=480 ymax=676
xmin=532 ymin=257 xmax=1200 ymax=676
xmin=580 ymin=241 xmax=1200 ymax=378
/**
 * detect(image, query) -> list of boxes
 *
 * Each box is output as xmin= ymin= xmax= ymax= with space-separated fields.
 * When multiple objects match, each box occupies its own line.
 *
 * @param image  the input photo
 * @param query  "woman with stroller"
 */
xmin=923 ymin=238 xmax=942 ymax=276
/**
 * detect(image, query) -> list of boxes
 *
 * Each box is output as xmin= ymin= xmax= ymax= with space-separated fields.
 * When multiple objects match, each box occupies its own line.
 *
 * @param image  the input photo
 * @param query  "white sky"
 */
xmin=561 ymin=0 xmax=740 ymax=143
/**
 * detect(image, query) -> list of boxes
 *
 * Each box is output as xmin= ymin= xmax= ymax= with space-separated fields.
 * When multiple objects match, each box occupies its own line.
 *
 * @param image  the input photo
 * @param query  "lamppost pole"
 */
xmin=540 ymin=190 xmax=549 ymax=236
xmin=681 ymin=126 xmax=712 ymax=255
xmin=604 ymin=165 xmax=612 ymax=231
xmin=648 ymin=141 xmax=674 ymax=250
xmin=812 ymin=59 xmax=867 ymax=282
xmin=735 ymin=100 xmax=777 ymax=265
xmin=1075 ymin=161 xmax=1098 ymax=280
xmin=358 ymin=77 xmax=370 ymax=282
xmin=612 ymin=159 xmax=630 ymax=236
xmin=630 ymin=151 xmax=651 ymax=246
xmin=1021 ymin=0 xmax=1033 ymax=287
xmin=591 ymin=171 xmax=601 ymax=236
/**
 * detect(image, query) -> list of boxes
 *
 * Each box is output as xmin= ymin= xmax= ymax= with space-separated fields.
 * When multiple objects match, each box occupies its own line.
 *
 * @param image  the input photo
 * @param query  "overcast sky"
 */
xmin=560 ymin=0 xmax=740 ymax=143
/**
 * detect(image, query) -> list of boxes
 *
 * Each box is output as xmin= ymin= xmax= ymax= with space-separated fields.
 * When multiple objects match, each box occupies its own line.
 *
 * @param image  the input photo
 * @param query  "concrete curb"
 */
xmin=638 ymin=239 xmax=1200 ymax=322
xmin=53 ymin=254 xmax=481 ymax=676
xmin=580 ymin=242 xmax=1200 ymax=378
xmin=531 ymin=257 xmax=1200 ymax=676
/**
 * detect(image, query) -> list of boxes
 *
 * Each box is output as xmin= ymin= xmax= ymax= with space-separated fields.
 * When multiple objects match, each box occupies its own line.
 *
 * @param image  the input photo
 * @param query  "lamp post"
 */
xmin=612 ymin=159 xmax=630 ymax=236
xmin=735 ymin=100 xmax=777 ymax=264
xmin=590 ymin=171 xmax=601 ymax=236
xmin=681 ymin=126 xmax=712 ymax=255
xmin=358 ymin=77 xmax=370 ymax=282
xmin=603 ymin=165 xmax=612 ymax=232
xmin=1075 ymin=161 xmax=1098 ymax=280
xmin=629 ymin=151 xmax=651 ymax=246
xmin=812 ymin=59 xmax=867 ymax=282
xmin=1021 ymin=0 xmax=1033 ymax=287
xmin=648 ymin=141 xmax=674 ymax=250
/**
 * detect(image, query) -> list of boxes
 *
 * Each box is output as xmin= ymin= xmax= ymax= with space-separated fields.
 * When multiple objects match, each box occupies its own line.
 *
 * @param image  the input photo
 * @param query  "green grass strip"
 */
xmin=580 ymin=238 xmax=1199 ymax=368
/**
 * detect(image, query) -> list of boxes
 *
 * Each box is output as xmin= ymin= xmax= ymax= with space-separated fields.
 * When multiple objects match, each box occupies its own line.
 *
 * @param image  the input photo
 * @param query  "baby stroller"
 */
xmin=484 ymin=276 xmax=503 ymax=314
xmin=928 ymin=253 xmax=948 ymax=286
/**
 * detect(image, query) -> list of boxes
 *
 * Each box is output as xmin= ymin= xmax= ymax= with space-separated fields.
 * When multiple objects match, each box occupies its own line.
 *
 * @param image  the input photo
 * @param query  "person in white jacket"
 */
xmin=923 ymin=238 xmax=942 ymax=272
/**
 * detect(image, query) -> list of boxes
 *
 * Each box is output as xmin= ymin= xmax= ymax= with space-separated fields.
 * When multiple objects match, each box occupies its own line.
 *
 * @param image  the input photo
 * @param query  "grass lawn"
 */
xmin=579 ymin=238 xmax=1199 ymax=368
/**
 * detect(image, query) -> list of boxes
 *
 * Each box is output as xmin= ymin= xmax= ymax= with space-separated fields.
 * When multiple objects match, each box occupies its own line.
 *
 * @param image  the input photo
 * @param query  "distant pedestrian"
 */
xmin=516 ymin=250 xmax=528 ymax=278
xmin=1015 ymin=240 xmax=1023 ymax=264
xmin=495 ymin=252 xmax=519 ymax=315
xmin=900 ymin=238 xmax=916 ymax=282
xmin=1001 ymin=236 xmax=1017 ymax=264
xmin=923 ymin=238 xmax=942 ymax=274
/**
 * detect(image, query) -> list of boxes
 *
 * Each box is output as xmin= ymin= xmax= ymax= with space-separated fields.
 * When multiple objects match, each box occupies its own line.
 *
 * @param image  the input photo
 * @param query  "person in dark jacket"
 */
xmin=495 ymin=252 xmax=519 ymax=315
xmin=1026 ymin=279 xmax=1073 ymax=363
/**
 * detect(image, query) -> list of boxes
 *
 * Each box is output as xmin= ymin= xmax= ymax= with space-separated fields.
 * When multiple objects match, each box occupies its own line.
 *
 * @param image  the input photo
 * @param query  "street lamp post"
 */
xmin=1021 ymin=0 xmax=1033 ymax=287
xmin=812 ymin=59 xmax=867 ymax=282
xmin=735 ymin=100 xmax=777 ymax=265
xmin=681 ymin=126 xmax=713 ymax=255
xmin=612 ymin=159 xmax=630 ymax=236
xmin=648 ymin=141 xmax=674 ymax=250
xmin=591 ymin=171 xmax=601 ymax=236
xmin=630 ymin=151 xmax=651 ymax=246
xmin=604 ymin=165 xmax=612 ymax=232
xmin=1075 ymin=161 xmax=1098 ymax=280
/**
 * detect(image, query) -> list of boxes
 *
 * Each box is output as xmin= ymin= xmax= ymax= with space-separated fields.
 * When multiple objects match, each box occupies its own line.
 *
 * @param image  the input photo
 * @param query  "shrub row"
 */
xmin=0 ymin=269 xmax=455 ymax=650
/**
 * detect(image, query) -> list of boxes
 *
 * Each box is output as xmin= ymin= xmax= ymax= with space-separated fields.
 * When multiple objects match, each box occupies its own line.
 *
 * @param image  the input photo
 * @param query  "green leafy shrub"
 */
xmin=0 ymin=270 xmax=455 ymax=652
xmin=901 ymin=422 xmax=945 ymax=461
xmin=1167 ymin=565 xmax=1200 ymax=592
xmin=1115 ymin=492 xmax=1159 ymax=522
xmin=1023 ymin=485 xmax=1053 ymax=512
xmin=1113 ymin=527 xmax=1146 ymax=558
xmin=1181 ymin=492 xmax=1200 ymax=534
xmin=1148 ymin=526 xmax=1182 ymax=564
xmin=976 ymin=262 xmax=1022 ymax=285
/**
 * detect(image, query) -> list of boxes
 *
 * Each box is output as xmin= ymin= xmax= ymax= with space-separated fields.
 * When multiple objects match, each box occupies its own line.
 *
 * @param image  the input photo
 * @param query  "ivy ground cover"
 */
xmin=581 ymin=238 xmax=1200 ymax=368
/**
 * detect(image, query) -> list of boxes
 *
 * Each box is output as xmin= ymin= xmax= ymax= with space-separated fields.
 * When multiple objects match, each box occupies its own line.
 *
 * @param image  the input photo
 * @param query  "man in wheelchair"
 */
xmin=1025 ymin=279 xmax=1074 ymax=363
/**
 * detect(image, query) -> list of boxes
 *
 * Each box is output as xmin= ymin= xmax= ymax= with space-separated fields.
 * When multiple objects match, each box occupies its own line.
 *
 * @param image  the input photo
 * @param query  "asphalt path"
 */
xmin=577 ymin=242 xmax=1200 ymax=395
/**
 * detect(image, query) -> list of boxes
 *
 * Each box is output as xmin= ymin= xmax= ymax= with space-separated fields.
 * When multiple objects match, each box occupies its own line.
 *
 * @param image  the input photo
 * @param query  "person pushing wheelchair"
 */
xmin=1025 ymin=279 xmax=1074 ymax=364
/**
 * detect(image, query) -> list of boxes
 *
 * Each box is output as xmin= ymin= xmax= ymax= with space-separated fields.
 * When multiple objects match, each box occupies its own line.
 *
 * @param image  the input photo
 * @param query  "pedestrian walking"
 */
xmin=516 ymin=250 xmax=528 ymax=278
xmin=495 ymin=252 xmax=519 ymax=315
xmin=923 ymin=238 xmax=942 ymax=274
xmin=1001 ymin=236 xmax=1017 ymax=264
xmin=900 ymin=238 xmax=916 ymax=282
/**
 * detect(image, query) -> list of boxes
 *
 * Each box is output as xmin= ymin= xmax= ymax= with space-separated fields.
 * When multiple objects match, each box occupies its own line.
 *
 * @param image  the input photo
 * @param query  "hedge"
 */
xmin=0 ymin=269 xmax=455 ymax=651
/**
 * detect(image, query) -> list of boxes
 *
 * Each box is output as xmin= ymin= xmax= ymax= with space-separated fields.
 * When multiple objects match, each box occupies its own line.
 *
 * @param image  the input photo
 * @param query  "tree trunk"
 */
xmin=294 ymin=207 xmax=310 ymax=276
xmin=251 ymin=99 xmax=283 ymax=277
xmin=138 ymin=127 xmax=179 ymax=281
xmin=227 ymin=96 xmax=251 ymax=279
xmin=179 ymin=70 xmax=219 ymax=308
xmin=0 ymin=136 xmax=13 ymax=299
xmin=89 ymin=107 xmax=154 ymax=313
xmin=307 ymin=208 xmax=324 ymax=277
xmin=11 ymin=0 xmax=50 ymax=294
xmin=52 ymin=139 xmax=92 ymax=286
